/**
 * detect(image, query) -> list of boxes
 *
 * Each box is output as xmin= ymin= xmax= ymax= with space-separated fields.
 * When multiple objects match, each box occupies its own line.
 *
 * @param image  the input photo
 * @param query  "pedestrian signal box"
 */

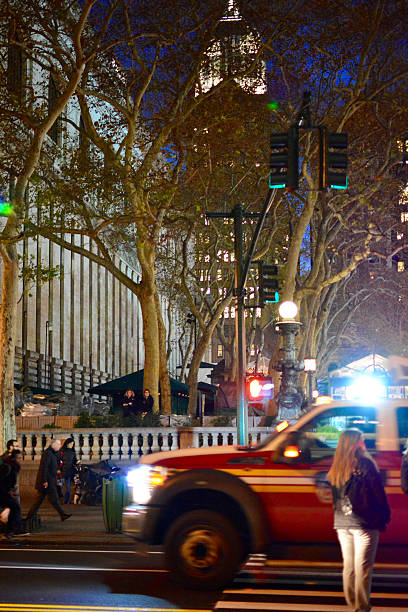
xmin=246 ymin=375 xmax=274 ymax=402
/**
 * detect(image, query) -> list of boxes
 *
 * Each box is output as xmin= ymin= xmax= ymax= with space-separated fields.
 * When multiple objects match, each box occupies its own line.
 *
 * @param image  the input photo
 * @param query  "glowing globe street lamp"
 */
xmin=279 ymin=301 xmax=299 ymax=320
xmin=275 ymin=301 xmax=303 ymax=418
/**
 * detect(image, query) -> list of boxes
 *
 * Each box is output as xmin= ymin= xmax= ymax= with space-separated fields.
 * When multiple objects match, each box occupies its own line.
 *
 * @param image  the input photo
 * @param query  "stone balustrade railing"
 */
xmin=16 ymin=427 xmax=272 ymax=462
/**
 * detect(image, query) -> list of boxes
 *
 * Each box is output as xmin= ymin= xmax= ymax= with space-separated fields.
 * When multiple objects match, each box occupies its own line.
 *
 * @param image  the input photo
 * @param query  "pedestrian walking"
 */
xmin=0 ymin=439 xmax=20 ymax=464
xmin=0 ymin=506 xmax=10 ymax=525
xmin=58 ymin=438 xmax=77 ymax=504
xmin=327 ymin=428 xmax=391 ymax=612
xmin=25 ymin=439 xmax=71 ymax=522
xmin=0 ymin=449 xmax=27 ymax=536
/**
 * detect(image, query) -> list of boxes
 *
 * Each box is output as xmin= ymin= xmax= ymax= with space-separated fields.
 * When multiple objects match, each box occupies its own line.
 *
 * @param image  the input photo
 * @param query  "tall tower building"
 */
xmin=197 ymin=0 xmax=266 ymax=96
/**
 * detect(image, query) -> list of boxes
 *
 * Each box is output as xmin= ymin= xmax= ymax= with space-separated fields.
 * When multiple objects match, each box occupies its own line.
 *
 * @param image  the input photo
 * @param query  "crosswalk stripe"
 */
xmin=0 ymin=606 xmax=210 ymax=612
xmin=214 ymin=604 xmax=408 ymax=611
xmin=213 ymin=555 xmax=408 ymax=611
xmin=214 ymin=603 xmax=350 ymax=610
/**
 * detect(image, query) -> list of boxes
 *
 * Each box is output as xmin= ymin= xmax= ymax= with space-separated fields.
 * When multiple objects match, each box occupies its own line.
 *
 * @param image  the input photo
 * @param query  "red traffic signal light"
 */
xmin=246 ymin=375 xmax=274 ymax=402
xmin=249 ymin=378 xmax=263 ymax=399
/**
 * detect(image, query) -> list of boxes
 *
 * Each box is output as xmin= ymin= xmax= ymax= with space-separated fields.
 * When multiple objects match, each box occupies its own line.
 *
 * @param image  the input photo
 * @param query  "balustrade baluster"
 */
xmin=127 ymin=434 xmax=134 ymax=460
xmin=99 ymin=432 xmax=110 ymax=459
xmin=110 ymin=433 xmax=121 ymax=460
xmin=117 ymin=433 xmax=124 ymax=460
xmin=137 ymin=433 xmax=144 ymax=456
xmin=41 ymin=434 xmax=48 ymax=454
xmin=147 ymin=433 xmax=153 ymax=454
xmin=149 ymin=432 xmax=160 ymax=453
xmin=191 ymin=430 xmax=200 ymax=448
xmin=80 ymin=433 xmax=91 ymax=461
xmin=25 ymin=434 xmax=37 ymax=460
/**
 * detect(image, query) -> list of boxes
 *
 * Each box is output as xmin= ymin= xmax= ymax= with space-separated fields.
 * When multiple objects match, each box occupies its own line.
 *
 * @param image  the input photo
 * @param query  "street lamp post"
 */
xmin=274 ymin=301 xmax=303 ymax=419
xmin=304 ymin=357 xmax=317 ymax=405
xmin=45 ymin=320 xmax=53 ymax=389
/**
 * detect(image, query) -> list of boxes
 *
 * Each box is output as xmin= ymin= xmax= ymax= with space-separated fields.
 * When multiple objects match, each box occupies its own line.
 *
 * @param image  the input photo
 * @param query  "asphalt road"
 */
xmin=1 ymin=546 xmax=408 ymax=612
xmin=0 ymin=546 xmax=218 ymax=611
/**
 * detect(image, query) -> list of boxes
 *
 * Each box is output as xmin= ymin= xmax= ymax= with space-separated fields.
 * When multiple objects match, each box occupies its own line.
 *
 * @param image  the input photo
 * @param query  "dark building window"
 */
xmin=7 ymin=19 xmax=24 ymax=100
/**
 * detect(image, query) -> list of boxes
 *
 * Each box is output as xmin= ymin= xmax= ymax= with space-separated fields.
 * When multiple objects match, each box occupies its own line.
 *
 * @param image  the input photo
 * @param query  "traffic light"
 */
xmin=0 ymin=195 xmax=13 ymax=217
xmin=320 ymin=128 xmax=348 ymax=189
xmin=246 ymin=375 xmax=274 ymax=402
xmin=269 ymin=127 xmax=299 ymax=190
xmin=258 ymin=261 xmax=279 ymax=306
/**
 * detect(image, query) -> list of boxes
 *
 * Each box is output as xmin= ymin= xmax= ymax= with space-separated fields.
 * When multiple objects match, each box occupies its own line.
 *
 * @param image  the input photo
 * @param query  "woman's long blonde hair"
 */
xmin=327 ymin=428 xmax=364 ymax=489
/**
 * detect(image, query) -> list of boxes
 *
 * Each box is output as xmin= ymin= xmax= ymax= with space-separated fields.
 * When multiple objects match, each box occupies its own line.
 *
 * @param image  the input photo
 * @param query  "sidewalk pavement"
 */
xmin=0 ymin=492 xmax=136 ymax=548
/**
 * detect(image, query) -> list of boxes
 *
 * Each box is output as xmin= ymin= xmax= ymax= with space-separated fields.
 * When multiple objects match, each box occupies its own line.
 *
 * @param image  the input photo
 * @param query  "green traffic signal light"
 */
xmin=320 ymin=128 xmax=348 ymax=190
xmin=269 ymin=127 xmax=299 ymax=190
xmin=0 ymin=201 xmax=13 ymax=216
xmin=258 ymin=262 xmax=280 ymax=306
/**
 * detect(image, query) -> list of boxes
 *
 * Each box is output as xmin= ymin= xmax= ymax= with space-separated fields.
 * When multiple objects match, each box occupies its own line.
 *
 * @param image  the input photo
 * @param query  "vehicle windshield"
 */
xmin=239 ymin=419 xmax=297 ymax=451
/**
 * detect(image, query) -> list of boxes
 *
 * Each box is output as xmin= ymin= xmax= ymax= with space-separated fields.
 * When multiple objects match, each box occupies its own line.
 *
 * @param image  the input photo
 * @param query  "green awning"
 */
xmin=88 ymin=369 xmax=189 ymax=396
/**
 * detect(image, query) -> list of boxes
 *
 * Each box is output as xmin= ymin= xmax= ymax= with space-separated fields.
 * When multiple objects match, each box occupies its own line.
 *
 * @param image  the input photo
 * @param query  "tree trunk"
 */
xmin=137 ymin=241 xmax=160 ymax=413
xmin=0 ymin=244 xmax=18 ymax=452
xmin=187 ymin=316 xmax=221 ymax=414
xmin=155 ymin=290 xmax=172 ymax=415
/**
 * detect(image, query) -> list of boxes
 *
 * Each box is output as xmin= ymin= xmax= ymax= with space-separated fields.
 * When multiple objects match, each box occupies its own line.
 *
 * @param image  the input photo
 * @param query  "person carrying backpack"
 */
xmin=327 ymin=428 xmax=390 ymax=612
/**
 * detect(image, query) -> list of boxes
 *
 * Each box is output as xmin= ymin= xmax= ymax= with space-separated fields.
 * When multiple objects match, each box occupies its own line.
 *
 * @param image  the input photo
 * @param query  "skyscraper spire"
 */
xmin=197 ymin=1 xmax=266 ymax=95
xmin=221 ymin=0 xmax=241 ymax=22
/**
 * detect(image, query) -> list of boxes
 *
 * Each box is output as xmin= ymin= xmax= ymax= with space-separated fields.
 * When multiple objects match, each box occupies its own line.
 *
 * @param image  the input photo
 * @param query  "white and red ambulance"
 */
xmin=123 ymin=398 xmax=408 ymax=587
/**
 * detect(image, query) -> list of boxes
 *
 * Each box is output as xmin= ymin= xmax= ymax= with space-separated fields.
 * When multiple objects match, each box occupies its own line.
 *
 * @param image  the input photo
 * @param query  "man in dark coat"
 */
xmin=0 ymin=439 xmax=19 ymax=464
xmin=26 ymin=439 xmax=71 ymax=522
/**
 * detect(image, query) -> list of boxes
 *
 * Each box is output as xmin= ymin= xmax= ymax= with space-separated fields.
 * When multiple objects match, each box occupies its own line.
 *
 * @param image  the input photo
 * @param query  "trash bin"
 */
xmin=102 ymin=473 xmax=131 ymax=533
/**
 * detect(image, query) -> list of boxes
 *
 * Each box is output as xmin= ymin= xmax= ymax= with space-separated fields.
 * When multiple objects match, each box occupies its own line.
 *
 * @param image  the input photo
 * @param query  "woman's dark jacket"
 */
xmin=0 ymin=455 xmax=20 ymax=494
xmin=0 ymin=456 xmax=21 ymax=493
xmin=35 ymin=446 xmax=59 ymax=491
xmin=57 ymin=446 xmax=77 ymax=479
xmin=140 ymin=395 xmax=153 ymax=414
xmin=332 ymin=455 xmax=391 ymax=531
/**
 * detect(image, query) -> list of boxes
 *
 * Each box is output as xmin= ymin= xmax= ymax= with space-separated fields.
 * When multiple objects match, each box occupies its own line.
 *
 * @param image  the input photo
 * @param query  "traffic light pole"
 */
xmin=207 ymin=190 xmax=276 ymax=446
xmin=233 ymin=204 xmax=248 ymax=446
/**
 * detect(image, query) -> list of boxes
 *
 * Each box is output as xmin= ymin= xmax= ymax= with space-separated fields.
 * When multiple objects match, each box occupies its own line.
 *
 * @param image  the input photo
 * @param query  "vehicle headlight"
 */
xmin=126 ymin=465 xmax=169 ymax=505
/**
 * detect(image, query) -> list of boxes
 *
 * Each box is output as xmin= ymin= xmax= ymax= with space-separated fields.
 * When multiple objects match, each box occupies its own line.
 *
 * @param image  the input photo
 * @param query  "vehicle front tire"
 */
xmin=164 ymin=509 xmax=244 ymax=589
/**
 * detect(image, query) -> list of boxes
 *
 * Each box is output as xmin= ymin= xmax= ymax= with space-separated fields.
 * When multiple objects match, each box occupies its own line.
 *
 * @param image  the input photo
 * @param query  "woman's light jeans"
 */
xmin=337 ymin=528 xmax=379 ymax=612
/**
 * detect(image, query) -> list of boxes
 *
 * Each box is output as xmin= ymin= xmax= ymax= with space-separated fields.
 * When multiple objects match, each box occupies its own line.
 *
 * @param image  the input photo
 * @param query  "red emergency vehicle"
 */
xmin=123 ymin=398 xmax=408 ymax=587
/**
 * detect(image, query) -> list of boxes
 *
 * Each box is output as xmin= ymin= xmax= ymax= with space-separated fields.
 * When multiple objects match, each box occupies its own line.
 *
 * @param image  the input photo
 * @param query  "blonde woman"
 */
xmin=327 ymin=428 xmax=390 ymax=612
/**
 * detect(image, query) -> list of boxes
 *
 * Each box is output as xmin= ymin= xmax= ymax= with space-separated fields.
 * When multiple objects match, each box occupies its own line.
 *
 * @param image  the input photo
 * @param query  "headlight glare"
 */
xmin=126 ymin=465 xmax=169 ymax=505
